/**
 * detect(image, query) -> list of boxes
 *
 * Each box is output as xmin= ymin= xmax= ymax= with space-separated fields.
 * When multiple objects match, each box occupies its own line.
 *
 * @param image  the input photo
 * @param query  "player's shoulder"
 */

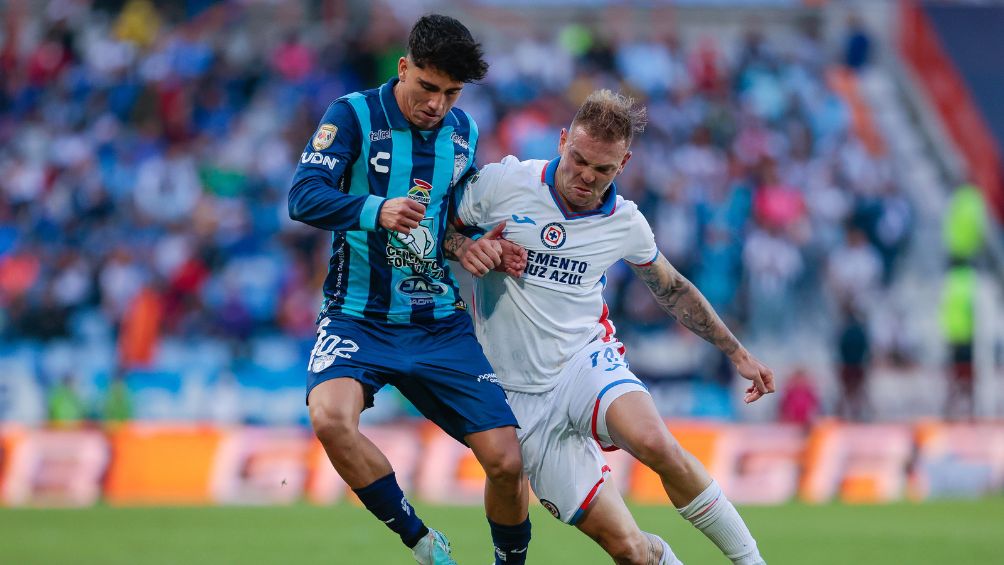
xmin=612 ymin=193 xmax=641 ymax=217
xmin=476 ymin=156 xmax=547 ymax=190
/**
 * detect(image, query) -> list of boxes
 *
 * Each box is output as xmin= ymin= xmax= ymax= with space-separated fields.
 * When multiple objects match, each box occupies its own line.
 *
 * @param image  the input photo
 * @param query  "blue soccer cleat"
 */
xmin=412 ymin=528 xmax=458 ymax=565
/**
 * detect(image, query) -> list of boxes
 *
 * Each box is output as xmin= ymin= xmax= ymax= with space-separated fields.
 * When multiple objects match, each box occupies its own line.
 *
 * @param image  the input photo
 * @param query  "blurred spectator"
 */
xmin=778 ymin=367 xmax=821 ymax=427
xmin=940 ymin=260 xmax=976 ymax=420
xmin=48 ymin=374 xmax=85 ymax=426
xmin=843 ymin=15 xmax=872 ymax=71
xmin=826 ymin=225 xmax=883 ymax=311
xmin=837 ymin=304 xmax=871 ymax=421
xmin=943 ymin=183 xmax=986 ymax=262
xmin=103 ymin=371 xmax=133 ymax=423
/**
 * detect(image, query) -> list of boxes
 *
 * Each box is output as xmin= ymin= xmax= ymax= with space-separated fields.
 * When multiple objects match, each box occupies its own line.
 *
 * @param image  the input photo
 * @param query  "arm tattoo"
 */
xmin=443 ymin=223 xmax=467 ymax=261
xmin=631 ymin=254 xmax=740 ymax=356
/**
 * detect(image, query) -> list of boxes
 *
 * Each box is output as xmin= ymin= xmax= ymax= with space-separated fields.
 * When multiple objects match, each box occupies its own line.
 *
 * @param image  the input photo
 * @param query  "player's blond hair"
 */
xmin=570 ymin=90 xmax=648 ymax=146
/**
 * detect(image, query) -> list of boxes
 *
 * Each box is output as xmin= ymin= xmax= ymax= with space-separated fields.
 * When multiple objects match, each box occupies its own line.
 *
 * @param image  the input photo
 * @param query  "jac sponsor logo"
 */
xmin=451 ymin=132 xmax=469 ymax=150
xmin=301 ymin=152 xmax=339 ymax=170
xmin=396 ymin=276 xmax=448 ymax=298
xmin=369 ymin=129 xmax=391 ymax=142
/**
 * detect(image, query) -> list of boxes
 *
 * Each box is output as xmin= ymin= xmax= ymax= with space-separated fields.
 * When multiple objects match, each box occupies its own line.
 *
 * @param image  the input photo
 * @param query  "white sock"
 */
xmin=677 ymin=481 xmax=764 ymax=565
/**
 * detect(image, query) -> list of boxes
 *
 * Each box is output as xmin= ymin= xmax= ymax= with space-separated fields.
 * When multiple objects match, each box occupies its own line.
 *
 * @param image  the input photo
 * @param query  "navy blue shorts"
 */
xmin=306 ymin=311 xmax=517 ymax=444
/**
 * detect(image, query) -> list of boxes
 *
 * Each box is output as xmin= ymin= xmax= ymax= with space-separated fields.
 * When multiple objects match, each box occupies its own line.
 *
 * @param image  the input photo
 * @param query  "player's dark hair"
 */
xmin=407 ymin=14 xmax=488 ymax=83
xmin=571 ymin=90 xmax=648 ymax=146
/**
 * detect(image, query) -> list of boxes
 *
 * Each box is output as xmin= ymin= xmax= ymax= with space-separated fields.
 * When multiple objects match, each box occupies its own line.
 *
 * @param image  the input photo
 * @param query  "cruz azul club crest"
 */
xmin=540 ymin=222 xmax=567 ymax=249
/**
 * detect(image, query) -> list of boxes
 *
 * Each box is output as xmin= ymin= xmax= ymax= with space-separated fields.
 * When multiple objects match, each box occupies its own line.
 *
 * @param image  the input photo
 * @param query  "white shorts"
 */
xmin=506 ymin=339 xmax=648 ymax=525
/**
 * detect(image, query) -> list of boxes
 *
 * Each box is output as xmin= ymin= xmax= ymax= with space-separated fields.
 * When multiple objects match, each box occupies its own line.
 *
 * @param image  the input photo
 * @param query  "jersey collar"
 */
xmin=541 ymin=157 xmax=617 ymax=219
xmin=379 ymin=77 xmax=457 ymax=132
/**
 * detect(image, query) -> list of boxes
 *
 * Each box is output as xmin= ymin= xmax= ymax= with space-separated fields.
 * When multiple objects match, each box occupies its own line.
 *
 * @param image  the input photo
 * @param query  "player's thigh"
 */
xmin=563 ymin=340 xmax=650 ymax=450
xmin=465 ymin=425 xmax=522 ymax=476
xmin=516 ymin=401 xmax=611 ymax=525
xmin=603 ymin=390 xmax=680 ymax=458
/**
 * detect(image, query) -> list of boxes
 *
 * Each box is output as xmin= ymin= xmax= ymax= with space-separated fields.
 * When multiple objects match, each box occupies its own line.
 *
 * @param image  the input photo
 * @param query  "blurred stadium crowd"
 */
xmin=0 ymin=1 xmax=921 ymax=424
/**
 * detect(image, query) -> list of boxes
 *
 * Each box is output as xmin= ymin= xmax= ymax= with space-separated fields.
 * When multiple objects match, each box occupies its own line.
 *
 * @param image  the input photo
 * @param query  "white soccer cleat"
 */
xmin=412 ymin=528 xmax=458 ymax=565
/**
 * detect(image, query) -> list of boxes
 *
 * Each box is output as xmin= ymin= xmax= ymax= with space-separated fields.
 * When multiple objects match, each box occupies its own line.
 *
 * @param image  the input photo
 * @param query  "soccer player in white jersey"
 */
xmin=448 ymin=90 xmax=774 ymax=565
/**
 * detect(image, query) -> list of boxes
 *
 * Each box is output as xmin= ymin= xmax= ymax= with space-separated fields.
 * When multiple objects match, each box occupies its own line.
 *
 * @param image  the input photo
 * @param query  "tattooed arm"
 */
xmin=629 ymin=253 xmax=775 ymax=403
xmin=443 ymin=223 xmax=468 ymax=262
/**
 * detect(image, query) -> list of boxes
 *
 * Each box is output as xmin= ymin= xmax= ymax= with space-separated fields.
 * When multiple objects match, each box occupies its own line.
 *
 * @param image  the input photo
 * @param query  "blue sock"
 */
xmin=353 ymin=473 xmax=428 ymax=548
xmin=488 ymin=516 xmax=531 ymax=565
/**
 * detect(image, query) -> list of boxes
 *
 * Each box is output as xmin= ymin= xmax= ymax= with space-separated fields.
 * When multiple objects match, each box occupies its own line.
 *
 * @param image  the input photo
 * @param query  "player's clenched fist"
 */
xmin=379 ymin=197 xmax=426 ymax=234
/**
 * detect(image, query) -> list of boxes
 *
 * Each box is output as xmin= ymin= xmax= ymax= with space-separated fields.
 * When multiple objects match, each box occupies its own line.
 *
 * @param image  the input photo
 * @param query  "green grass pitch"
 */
xmin=2 ymin=499 xmax=1003 ymax=564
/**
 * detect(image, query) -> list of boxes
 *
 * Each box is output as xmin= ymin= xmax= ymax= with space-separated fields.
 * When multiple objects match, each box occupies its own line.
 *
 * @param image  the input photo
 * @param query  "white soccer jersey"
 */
xmin=456 ymin=155 xmax=659 ymax=392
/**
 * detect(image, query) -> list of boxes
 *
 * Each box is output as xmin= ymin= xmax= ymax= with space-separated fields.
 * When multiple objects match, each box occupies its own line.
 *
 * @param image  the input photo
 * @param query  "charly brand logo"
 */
xmin=540 ymin=222 xmax=567 ymax=249
xmin=370 ymin=151 xmax=390 ymax=173
xmin=312 ymin=124 xmax=337 ymax=151
xmin=301 ymin=152 xmax=339 ymax=170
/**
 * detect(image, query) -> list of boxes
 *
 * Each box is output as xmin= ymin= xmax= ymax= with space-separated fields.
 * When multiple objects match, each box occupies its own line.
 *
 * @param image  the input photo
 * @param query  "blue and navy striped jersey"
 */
xmin=288 ymin=77 xmax=479 ymax=324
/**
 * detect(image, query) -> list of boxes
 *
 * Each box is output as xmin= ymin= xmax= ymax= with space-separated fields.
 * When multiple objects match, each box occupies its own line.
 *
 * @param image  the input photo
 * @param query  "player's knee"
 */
xmin=634 ymin=431 xmax=687 ymax=474
xmin=309 ymin=402 xmax=359 ymax=447
xmin=482 ymin=446 xmax=524 ymax=486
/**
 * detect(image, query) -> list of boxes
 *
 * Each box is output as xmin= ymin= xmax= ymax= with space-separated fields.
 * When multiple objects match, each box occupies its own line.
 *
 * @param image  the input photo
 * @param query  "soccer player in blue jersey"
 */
xmin=288 ymin=15 xmax=531 ymax=565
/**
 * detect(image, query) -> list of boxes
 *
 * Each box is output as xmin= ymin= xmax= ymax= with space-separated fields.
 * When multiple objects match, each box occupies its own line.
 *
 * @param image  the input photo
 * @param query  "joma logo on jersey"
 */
xmin=301 ymin=152 xmax=339 ymax=170
xmin=540 ymin=222 xmax=567 ymax=249
xmin=408 ymin=179 xmax=432 ymax=205
xmin=396 ymin=276 xmax=447 ymax=297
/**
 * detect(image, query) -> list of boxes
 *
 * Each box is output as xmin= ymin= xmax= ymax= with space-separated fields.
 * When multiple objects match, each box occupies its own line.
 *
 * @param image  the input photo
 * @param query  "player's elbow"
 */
xmin=287 ymin=185 xmax=308 ymax=222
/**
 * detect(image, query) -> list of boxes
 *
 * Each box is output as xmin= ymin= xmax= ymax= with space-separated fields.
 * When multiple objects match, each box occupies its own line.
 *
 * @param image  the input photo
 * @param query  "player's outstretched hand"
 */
xmin=731 ymin=349 xmax=775 ymax=404
xmin=459 ymin=221 xmax=504 ymax=277
xmin=379 ymin=197 xmax=426 ymax=234
xmin=497 ymin=237 xmax=527 ymax=278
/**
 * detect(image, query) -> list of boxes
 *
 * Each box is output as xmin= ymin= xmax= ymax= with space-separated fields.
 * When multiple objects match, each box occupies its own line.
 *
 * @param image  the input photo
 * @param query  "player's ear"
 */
xmin=398 ymin=56 xmax=408 ymax=81
xmin=558 ymin=128 xmax=568 ymax=152
xmin=619 ymin=150 xmax=632 ymax=173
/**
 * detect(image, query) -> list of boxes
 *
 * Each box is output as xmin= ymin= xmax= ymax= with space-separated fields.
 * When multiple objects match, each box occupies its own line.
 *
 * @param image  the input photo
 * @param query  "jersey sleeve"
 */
xmin=453 ymin=160 xmax=507 ymax=231
xmin=287 ymin=100 xmax=384 ymax=232
xmin=622 ymin=203 xmax=660 ymax=266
